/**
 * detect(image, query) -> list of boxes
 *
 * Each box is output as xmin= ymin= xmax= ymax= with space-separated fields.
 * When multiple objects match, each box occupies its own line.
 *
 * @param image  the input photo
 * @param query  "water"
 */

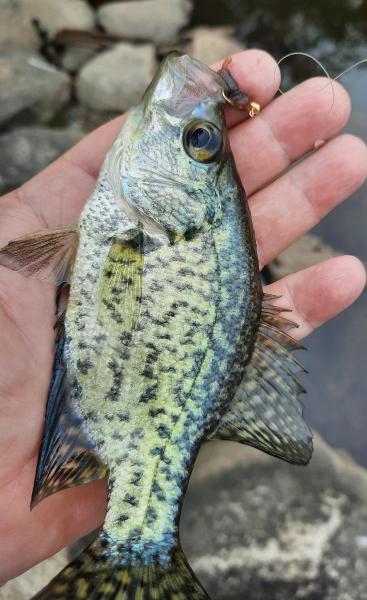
xmin=193 ymin=0 xmax=367 ymax=465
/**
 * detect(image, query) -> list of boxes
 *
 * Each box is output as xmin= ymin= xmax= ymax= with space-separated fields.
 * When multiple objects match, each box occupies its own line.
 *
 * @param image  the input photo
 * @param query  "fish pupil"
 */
xmin=191 ymin=127 xmax=210 ymax=148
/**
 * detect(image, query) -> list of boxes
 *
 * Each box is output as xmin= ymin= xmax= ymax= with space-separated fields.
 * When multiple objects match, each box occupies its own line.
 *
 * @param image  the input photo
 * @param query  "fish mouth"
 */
xmin=143 ymin=52 xmax=254 ymax=117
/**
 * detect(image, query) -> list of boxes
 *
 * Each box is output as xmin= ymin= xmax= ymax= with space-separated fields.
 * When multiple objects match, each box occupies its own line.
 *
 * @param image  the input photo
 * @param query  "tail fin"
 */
xmin=32 ymin=538 xmax=209 ymax=599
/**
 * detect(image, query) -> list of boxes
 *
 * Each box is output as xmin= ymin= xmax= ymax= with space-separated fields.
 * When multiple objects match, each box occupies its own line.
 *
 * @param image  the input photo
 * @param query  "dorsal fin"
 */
xmin=31 ymin=319 xmax=107 ymax=508
xmin=209 ymin=293 xmax=313 ymax=466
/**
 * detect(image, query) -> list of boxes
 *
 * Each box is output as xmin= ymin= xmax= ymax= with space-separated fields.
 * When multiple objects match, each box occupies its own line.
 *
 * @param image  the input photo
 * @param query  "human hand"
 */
xmin=0 ymin=49 xmax=365 ymax=583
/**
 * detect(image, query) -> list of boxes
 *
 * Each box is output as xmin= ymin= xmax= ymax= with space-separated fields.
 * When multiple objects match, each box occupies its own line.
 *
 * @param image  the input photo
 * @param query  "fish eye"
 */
xmin=183 ymin=121 xmax=223 ymax=163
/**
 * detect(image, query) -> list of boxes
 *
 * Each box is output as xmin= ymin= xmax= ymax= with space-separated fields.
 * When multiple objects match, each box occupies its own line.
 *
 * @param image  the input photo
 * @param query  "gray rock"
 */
xmin=0 ymin=0 xmax=95 ymax=51
xmin=23 ymin=0 xmax=95 ymax=38
xmin=0 ymin=0 xmax=39 ymax=50
xmin=61 ymin=46 xmax=97 ymax=72
xmin=97 ymin=0 xmax=192 ymax=45
xmin=180 ymin=436 xmax=367 ymax=599
xmin=270 ymin=233 xmax=339 ymax=280
xmin=0 ymin=50 xmax=71 ymax=127
xmin=0 ymin=127 xmax=83 ymax=195
xmin=77 ymin=42 xmax=156 ymax=113
xmin=187 ymin=27 xmax=246 ymax=67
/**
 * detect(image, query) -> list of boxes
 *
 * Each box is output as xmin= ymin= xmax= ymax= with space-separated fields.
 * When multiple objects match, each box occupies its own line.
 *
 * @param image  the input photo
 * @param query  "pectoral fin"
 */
xmin=0 ymin=226 xmax=79 ymax=284
xmin=31 ymin=318 xmax=106 ymax=508
xmin=100 ymin=233 xmax=143 ymax=332
xmin=209 ymin=294 xmax=313 ymax=466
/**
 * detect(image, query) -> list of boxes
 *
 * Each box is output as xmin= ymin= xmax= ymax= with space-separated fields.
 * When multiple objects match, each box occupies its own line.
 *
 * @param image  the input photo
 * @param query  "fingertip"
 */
xmin=312 ymin=255 xmax=366 ymax=319
xmin=336 ymin=134 xmax=367 ymax=187
xmin=322 ymin=78 xmax=352 ymax=131
xmin=334 ymin=254 xmax=367 ymax=299
xmin=332 ymin=78 xmax=352 ymax=121
xmin=267 ymin=255 xmax=366 ymax=340
xmin=229 ymin=48 xmax=281 ymax=103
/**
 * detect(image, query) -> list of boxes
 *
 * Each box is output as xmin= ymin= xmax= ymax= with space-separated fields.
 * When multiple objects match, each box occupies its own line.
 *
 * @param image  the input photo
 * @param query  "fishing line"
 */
xmin=275 ymin=52 xmax=367 ymax=114
xmin=334 ymin=58 xmax=367 ymax=81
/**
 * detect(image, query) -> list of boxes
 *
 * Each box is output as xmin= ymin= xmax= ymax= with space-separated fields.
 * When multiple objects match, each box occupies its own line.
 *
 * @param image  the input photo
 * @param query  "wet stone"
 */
xmin=0 ymin=0 xmax=95 ymax=51
xmin=97 ymin=0 xmax=192 ymax=45
xmin=61 ymin=46 xmax=97 ymax=73
xmin=0 ymin=50 xmax=71 ymax=128
xmin=187 ymin=27 xmax=246 ymax=67
xmin=76 ymin=42 xmax=156 ymax=113
xmin=0 ymin=126 xmax=83 ymax=195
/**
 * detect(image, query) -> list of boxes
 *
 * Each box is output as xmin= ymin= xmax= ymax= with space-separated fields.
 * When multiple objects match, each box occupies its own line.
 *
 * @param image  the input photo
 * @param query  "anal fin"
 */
xmin=31 ymin=319 xmax=106 ymax=508
xmin=209 ymin=293 xmax=313 ymax=466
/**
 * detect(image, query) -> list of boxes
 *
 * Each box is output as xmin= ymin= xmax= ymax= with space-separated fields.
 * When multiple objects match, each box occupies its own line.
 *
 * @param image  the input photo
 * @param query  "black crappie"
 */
xmin=0 ymin=53 xmax=312 ymax=599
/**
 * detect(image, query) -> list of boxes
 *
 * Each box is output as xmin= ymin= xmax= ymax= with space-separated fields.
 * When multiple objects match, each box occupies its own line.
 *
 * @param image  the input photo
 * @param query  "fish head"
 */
xmin=115 ymin=53 xmax=236 ymax=241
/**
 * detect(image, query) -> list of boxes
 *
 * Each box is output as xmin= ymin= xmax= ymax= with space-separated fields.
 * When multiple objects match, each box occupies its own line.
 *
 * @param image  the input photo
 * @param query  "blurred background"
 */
xmin=0 ymin=1 xmax=366 ymax=598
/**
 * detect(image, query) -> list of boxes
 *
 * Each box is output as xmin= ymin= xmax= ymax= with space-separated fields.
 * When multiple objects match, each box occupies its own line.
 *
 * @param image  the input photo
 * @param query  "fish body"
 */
xmin=0 ymin=53 xmax=313 ymax=599
xmin=66 ymin=159 xmax=260 ymax=564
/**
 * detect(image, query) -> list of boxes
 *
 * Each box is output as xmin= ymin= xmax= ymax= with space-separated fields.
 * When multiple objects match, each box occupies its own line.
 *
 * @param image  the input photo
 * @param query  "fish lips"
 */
xmin=142 ymin=52 xmax=227 ymax=119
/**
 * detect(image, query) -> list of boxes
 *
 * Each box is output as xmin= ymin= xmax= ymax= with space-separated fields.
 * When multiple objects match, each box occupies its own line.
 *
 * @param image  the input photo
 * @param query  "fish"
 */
xmin=0 ymin=53 xmax=313 ymax=599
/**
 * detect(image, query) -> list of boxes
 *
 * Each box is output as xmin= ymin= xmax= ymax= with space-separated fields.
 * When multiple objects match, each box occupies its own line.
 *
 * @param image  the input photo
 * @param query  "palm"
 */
xmin=0 ymin=50 xmax=365 ymax=584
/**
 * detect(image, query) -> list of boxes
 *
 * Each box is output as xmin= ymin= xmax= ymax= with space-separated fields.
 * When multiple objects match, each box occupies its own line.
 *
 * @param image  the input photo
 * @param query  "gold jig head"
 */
xmin=246 ymin=101 xmax=261 ymax=118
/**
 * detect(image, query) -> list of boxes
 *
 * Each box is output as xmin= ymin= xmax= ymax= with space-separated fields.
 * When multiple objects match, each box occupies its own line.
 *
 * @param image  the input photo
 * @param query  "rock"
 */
xmin=97 ymin=0 xmax=192 ymax=45
xmin=187 ymin=27 xmax=246 ymax=66
xmin=179 ymin=435 xmax=367 ymax=599
xmin=77 ymin=42 xmax=156 ymax=113
xmin=61 ymin=46 xmax=97 ymax=72
xmin=0 ymin=0 xmax=39 ymax=50
xmin=270 ymin=233 xmax=339 ymax=280
xmin=0 ymin=126 xmax=84 ymax=195
xmin=0 ymin=550 xmax=68 ymax=599
xmin=0 ymin=0 xmax=95 ymax=51
xmin=0 ymin=50 xmax=71 ymax=128
xmin=23 ymin=0 xmax=95 ymax=39
xmin=63 ymin=104 xmax=115 ymax=134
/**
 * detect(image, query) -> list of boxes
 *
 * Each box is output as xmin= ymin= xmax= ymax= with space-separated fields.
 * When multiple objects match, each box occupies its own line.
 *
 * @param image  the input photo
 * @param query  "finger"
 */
xmin=251 ymin=134 xmax=367 ymax=269
xmin=230 ymin=76 xmax=351 ymax=196
xmin=5 ymin=50 xmax=280 ymax=230
xmin=264 ymin=255 xmax=366 ymax=339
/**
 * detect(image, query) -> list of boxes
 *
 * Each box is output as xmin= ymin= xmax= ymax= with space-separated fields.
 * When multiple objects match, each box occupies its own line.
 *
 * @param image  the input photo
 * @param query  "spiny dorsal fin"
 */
xmin=31 ymin=321 xmax=106 ymax=508
xmin=209 ymin=293 xmax=313 ymax=465
xmin=0 ymin=226 xmax=79 ymax=284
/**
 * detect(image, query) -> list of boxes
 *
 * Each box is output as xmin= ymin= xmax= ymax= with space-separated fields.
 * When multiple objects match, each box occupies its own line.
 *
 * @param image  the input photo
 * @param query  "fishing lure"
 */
xmin=0 ymin=53 xmax=312 ymax=599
